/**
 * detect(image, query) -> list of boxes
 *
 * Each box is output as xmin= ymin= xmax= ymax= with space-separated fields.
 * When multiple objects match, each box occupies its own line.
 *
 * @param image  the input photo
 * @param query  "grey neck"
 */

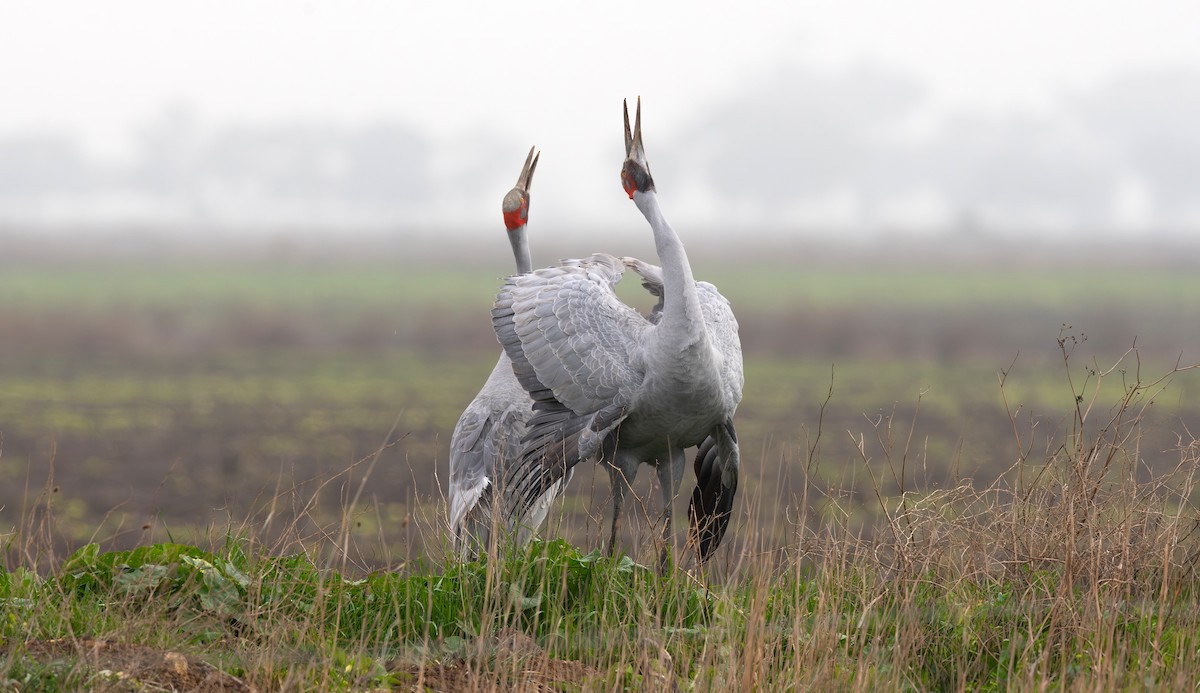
xmin=508 ymin=227 xmax=532 ymax=275
xmin=634 ymin=190 xmax=702 ymax=339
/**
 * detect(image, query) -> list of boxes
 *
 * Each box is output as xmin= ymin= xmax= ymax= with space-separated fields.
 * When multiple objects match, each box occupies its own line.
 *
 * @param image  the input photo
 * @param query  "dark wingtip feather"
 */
xmin=496 ymin=400 xmax=589 ymax=523
xmin=688 ymin=431 xmax=738 ymax=563
xmin=689 ymin=483 xmax=735 ymax=562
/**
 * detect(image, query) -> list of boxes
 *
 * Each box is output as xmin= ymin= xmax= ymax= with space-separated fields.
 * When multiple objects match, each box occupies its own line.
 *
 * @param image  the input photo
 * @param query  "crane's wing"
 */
xmin=621 ymin=256 xmax=665 ymax=323
xmin=623 ymin=257 xmax=744 ymax=406
xmin=622 ymin=258 xmax=742 ymax=562
xmin=688 ymin=417 xmax=739 ymax=562
xmin=449 ymin=404 xmax=501 ymax=555
xmin=447 ymin=354 xmax=531 ymax=555
xmin=448 ymin=401 xmax=494 ymax=541
xmin=491 ymin=253 xmax=650 ymax=517
xmin=696 ymin=279 xmax=744 ymax=407
xmin=690 ymin=284 xmax=742 ymax=562
xmin=494 ymin=254 xmax=648 ymax=414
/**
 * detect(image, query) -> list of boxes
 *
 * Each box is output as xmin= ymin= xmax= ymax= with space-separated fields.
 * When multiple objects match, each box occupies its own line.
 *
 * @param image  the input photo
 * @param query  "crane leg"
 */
xmin=656 ymin=447 xmax=687 ymax=573
xmin=605 ymin=451 xmax=639 ymax=558
xmin=608 ymin=482 xmax=624 ymax=558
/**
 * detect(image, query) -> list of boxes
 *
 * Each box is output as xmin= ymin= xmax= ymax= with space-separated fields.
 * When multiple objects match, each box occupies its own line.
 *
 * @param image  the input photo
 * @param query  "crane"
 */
xmin=447 ymin=146 xmax=571 ymax=558
xmin=491 ymin=98 xmax=743 ymax=569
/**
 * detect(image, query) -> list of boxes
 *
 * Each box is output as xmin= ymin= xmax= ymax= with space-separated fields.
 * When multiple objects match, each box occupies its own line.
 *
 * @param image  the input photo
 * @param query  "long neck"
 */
xmin=634 ymin=190 xmax=703 ymax=342
xmin=508 ymin=226 xmax=532 ymax=275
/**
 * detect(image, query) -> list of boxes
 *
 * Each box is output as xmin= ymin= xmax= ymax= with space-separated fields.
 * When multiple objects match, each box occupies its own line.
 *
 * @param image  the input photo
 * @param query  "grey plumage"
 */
xmin=492 ymin=99 xmax=743 ymax=568
xmin=448 ymin=147 xmax=570 ymax=558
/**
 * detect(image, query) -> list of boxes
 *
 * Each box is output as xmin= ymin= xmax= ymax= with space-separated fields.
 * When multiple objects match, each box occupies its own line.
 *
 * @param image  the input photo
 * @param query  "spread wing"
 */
xmin=448 ymin=403 xmax=494 ymax=539
xmin=447 ymin=353 xmax=531 ymax=555
xmin=620 ymin=256 xmax=665 ymax=323
xmin=496 ymin=254 xmax=648 ymax=414
xmin=491 ymin=253 xmax=651 ymax=518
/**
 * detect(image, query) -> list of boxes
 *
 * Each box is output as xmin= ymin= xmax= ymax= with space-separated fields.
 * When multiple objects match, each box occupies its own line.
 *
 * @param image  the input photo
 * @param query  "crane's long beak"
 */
xmin=516 ymin=145 xmax=540 ymax=192
xmin=623 ymin=97 xmax=646 ymax=165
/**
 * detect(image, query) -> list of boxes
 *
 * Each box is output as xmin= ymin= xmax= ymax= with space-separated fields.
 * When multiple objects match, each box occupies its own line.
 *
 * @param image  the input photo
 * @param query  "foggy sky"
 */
xmin=2 ymin=64 xmax=1199 ymax=239
xmin=3 ymin=1 xmax=1200 ymax=239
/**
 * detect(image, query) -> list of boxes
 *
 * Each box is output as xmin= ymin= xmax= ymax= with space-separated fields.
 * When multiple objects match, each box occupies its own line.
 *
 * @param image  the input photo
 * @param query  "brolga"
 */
xmin=491 ymin=98 xmax=743 ymax=570
xmin=447 ymin=146 xmax=571 ymax=558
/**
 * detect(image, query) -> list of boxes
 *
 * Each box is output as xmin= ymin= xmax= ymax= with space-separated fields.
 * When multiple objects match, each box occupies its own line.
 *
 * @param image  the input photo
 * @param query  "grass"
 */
xmin=4 ymin=342 xmax=1200 ymax=690
xmin=701 ymin=264 xmax=1200 ymax=313
xmin=7 ymin=260 xmax=1200 ymax=315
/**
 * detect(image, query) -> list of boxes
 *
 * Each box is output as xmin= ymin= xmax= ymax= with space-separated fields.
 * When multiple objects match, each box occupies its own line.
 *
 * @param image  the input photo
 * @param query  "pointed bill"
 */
xmin=623 ymin=97 xmax=646 ymax=164
xmin=503 ymin=145 xmax=539 ymax=233
xmin=516 ymin=145 xmax=540 ymax=192
xmin=620 ymin=96 xmax=654 ymax=198
xmin=628 ymin=97 xmax=638 ymax=155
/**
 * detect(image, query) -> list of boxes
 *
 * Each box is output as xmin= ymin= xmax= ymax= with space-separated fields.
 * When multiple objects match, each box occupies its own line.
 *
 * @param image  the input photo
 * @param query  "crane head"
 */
xmin=502 ymin=146 xmax=539 ymax=232
xmin=621 ymin=97 xmax=655 ymax=199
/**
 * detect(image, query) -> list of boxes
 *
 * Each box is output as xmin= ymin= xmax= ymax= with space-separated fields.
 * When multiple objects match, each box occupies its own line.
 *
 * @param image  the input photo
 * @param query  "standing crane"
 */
xmin=491 ymin=99 xmax=743 ymax=569
xmin=448 ymin=146 xmax=571 ymax=557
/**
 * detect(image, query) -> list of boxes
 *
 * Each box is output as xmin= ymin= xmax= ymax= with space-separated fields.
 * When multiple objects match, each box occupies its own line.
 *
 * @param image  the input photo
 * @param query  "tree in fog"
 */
xmin=0 ymin=134 xmax=94 ymax=197
xmin=660 ymin=66 xmax=925 ymax=223
xmin=1071 ymin=67 xmax=1200 ymax=226
xmin=338 ymin=123 xmax=431 ymax=207
xmin=918 ymin=113 xmax=1116 ymax=230
xmin=125 ymin=108 xmax=435 ymax=224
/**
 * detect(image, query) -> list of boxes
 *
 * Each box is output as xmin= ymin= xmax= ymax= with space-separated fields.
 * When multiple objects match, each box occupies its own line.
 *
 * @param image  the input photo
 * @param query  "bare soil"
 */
xmin=17 ymin=638 xmax=253 ymax=692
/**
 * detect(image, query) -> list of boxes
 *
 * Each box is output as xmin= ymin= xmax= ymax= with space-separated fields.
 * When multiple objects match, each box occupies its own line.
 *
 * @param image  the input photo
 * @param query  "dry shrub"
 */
xmin=766 ymin=329 xmax=1200 ymax=687
xmin=864 ymin=333 xmax=1200 ymax=593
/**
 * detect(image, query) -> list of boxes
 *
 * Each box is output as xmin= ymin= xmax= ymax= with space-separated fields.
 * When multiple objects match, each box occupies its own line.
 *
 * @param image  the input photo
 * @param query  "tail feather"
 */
xmin=507 ymin=405 xmax=588 ymax=513
xmin=688 ymin=419 xmax=739 ymax=563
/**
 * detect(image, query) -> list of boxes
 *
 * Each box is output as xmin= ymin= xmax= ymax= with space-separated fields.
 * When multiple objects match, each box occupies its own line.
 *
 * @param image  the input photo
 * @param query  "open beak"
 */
xmin=516 ymin=145 xmax=540 ymax=192
xmin=623 ymin=97 xmax=647 ymax=166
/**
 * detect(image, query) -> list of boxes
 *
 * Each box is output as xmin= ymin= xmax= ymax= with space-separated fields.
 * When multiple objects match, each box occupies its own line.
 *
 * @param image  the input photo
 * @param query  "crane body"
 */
xmin=492 ymin=100 xmax=743 ymax=569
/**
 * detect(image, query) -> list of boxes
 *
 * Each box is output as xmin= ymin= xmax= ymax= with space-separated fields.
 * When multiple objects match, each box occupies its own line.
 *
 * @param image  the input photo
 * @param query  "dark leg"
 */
xmin=656 ymin=448 xmax=686 ymax=573
xmin=606 ymin=451 xmax=638 ymax=558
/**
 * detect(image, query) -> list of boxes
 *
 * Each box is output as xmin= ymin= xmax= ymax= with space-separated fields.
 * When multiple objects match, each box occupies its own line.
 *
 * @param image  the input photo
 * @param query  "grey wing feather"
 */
xmin=492 ymin=254 xmax=648 ymax=520
xmin=696 ymin=280 xmax=744 ymax=408
xmin=448 ymin=408 xmax=497 ymax=553
xmin=623 ymin=256 xmax=744 ymax=407
xmin=448 ymin=353 xmax=531 ymax=555
xmin=623 ymin=257 xmax=743 ymax=563
xmin=690 ymin=283 xmax=742 ymax=561
xmin=496 ymin=253 xmax=648 ymax=416
xmin=621 ymin=256 xmax=665 ymax=323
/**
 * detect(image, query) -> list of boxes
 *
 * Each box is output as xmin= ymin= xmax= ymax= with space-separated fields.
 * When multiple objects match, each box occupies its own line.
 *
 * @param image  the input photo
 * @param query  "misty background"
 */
xmin=4 ymin=2 xmax=1200 ymax=563
xmin=2 ymin=66 xmax=1199 ymax=240
xmin=2 ymin=2 xmax=1200 ymax=244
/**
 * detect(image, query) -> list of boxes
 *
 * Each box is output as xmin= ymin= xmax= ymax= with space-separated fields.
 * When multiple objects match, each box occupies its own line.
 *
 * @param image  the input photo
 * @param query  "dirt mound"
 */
xmin=17 ymin=638 xmax=253 ymax=692
xmin=390 ymin=628 xmax=601 ymax=691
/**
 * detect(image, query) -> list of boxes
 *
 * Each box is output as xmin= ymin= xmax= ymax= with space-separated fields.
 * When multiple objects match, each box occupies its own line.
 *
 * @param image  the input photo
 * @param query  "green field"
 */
xmin=6 ymin=259 xmax=1200 ymax=314
xmin=3 ymin=248 xmax=1200 ymax=688
xmin=3 ymin=254 xmax=1199 ymax=556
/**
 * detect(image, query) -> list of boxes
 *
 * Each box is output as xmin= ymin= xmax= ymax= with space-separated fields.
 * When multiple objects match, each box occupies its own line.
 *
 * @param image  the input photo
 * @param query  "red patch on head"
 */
xmin=503 ymin=200 xmax=528 ymax=231
xmin=621 ymin=170 xmax=636 ymax=199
